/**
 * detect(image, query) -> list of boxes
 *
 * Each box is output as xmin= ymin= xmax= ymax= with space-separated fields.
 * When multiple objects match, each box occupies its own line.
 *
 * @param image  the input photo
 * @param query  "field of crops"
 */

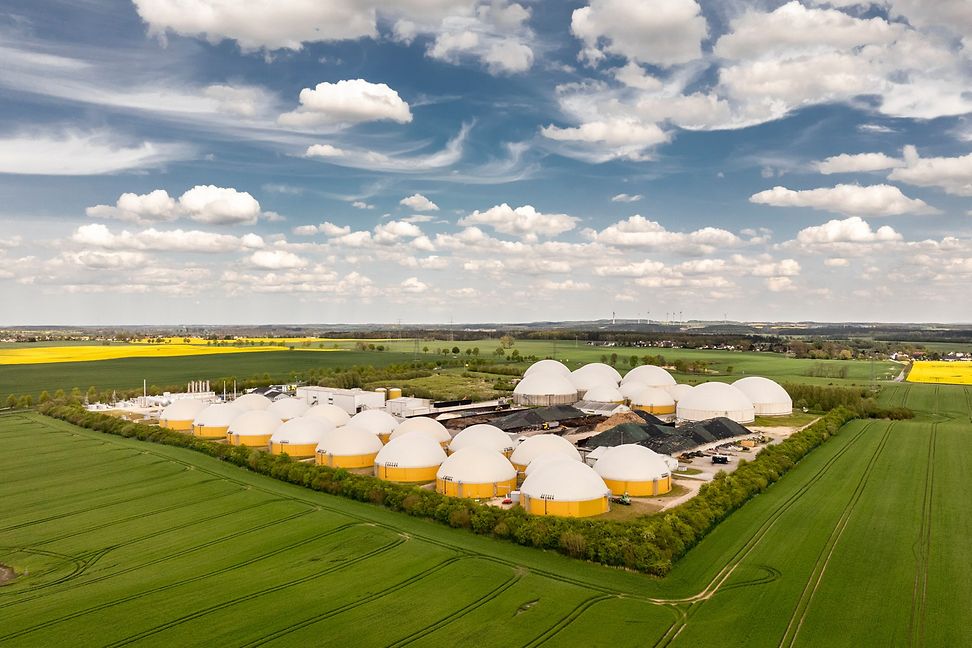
xmin=0 ymin=344 xmax=338 ymax=365
xmin=2 ymin=381 xmax=969 ymax=646
xmin=907 ymin=361 xmax=972 ymax=385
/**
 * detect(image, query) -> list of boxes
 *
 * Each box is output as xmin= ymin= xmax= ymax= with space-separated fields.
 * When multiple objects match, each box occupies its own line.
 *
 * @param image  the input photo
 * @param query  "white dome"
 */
xmin=524 ymin=359 xmax=571 ymax=378
xmin=664 ymin=384 xmax=695 ymax=402
xmin=161 ymin=399 xmax=207 ymax=422
xmin=316 ymin=425 xmax=383 ymax=457
xmin=509 ymin=434 xmax=581 ymax=467
xmin=306 ymin=404 xmax=351 ymax=427
xmin=570 ymin=363 xmax=621 ymax=391
xmin=228 ymin=410 xmax=282 ymax=437
xmin=233 ymin=393 xmax=271 ymax=411
xmin=732 ymin=377 xmax=793 ymax=416
xmin=583 ymin=384 xmax=624 ymax=403
xmin=619 ymin=380 xmax=649 ymax=400
xmin=676 ymin=382 xmax=755 ymax=424
xmin=622 ymin=365 xmax=676 ymax=387
xmin=375 ymin=434 xmax=447 ymax=469
xmin=449 ymin=424 xmax=515 ymax=454
xmin=628 ymin=386 xmax=676 ymax=408
xmin=524 ymin=453 xmax=576 ymax=476
xmin=436 ymin=446 xmax=516 ymax=484
xmin=513 ymin=372 xmax=577 ymax=397
xmin=594 ymin=444 xmax=670 ymax=482
xmin=270 ymin=416 xmax=334 ymax=445
xmin=349 ymin=409 xmax=399 ymax=436
xmin=520 ymin=461 xmax=610 ymax=502
xmin=267 ymin=398 xmax=309 ymax=420
xmin=193 ymin=403 xmax=242 ymax=428
xmin=390 ymin=417 xmax=452 ymax=443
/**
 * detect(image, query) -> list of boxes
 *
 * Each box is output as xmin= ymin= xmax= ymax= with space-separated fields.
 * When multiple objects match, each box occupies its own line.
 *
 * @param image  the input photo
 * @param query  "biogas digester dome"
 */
xmin=732 ymin=376 xmax=793 ymax=416
xmin=570 ymin=363 xmax=621 ymax=395
xmin=374 ymin=434 xmax=447 ymax=483
xmin=306 ymin=403 xmax=352 ymax=427
xmin=267 ymin=397 xmax=309 ymax=421
xmin=227 ymin=410 xmax=282 ymax=447
xmin=448 ymin=424 xmax=516 ymax=456
xmin=315 ymin=425 xmax=383 ymax=469
xmin=676 ymin=382 xmax=755 ymax=424
xmin=350 ymin=409 xmax=399 ymax=443
xmin=389 ymin=417 xmax=452 ymax=446
xmin=622 ymin=365 xmax=676 ymax=387
xmin=192 ymin=403 xmax=242 ymax=438
xmin=233 ymin=393 xmax=272 ymax=411
xmin=594 ymin=444 xmax=672 ymax=496
xmin=509 ymin=434 xmax=581 ymax=472
xmin=524 ymin=359 xmax=571 ymax=378
xmin=435 ymin=446 xmax=517 ymax=498
xmin=519 ymin=461 xmax=611 ymax=518
xmin=512 ymin=372 xmax=577 ymax=407
xmin=628 ymin=386 xmax=676 ymax=416
xmin=583 ymin=384 xmax=625 ymax=404
xmin=269 ymin=416 xmax=334 ymax=457
xmin=160 ymin=399 xmax=207 ymax=432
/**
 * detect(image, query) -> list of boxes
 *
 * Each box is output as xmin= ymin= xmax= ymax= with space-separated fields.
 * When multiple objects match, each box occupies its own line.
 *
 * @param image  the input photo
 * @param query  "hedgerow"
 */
xmin=38 ymin=402 xmax=856 ymax=575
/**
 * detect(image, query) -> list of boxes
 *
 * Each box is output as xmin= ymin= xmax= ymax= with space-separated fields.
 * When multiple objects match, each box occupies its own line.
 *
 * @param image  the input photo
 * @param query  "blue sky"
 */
xmin=0 ymin=0 xmax=970 ymax=325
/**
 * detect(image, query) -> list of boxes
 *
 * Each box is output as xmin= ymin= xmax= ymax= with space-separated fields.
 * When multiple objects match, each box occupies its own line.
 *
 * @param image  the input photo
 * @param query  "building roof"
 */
xmin=491 ymin=405 xmax=588 ymax=431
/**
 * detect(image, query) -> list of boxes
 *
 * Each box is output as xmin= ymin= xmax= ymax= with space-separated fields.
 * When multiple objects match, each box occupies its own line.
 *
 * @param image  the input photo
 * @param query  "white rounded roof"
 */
xmin=677 ymin=382 xmax=755 ymax=422
xmin=389 ymin=417 xmax=452 ymax=443
xmin=234 ymin=393 xmax=271 ymax=411
xmin=594 ymin=444 xmax=670 ymax=482
xmin=449 ymin=424 xmax=515 ymax=454
xmin=375 ymin=434 xmax=447 ymax=468
xmin=664 ymin=384 xmax=695 ymax=402
xmin=270 ymin=416 xmax=334 ymax=445
xmin=267 ymin=398 xmax=309 ymax=419
xmin=619 ymin=380 xmax=649 ymax=400
xmin=570 ymin=363 xmax=621 ymax=391
xmin=161 ymin=399 xmax=207 ymax=421
xmin=436 ymin=446 xmax=516 ymax=483
xmin=305 ymin=404 xmax=351 ymax=427
xmin=520 ymin=461 xmax=610 ymax=502
xmin=513 ymin=372 xmax=577 ymax=397
xmin=316 ymin=425 xmax=383 ymax=456
xmin=349 ymin=409 xmax=399 ymax=436
xmin=524 ymin=359 xmax=571 ymax=378
xmin=583 ymin=384 xmax=624 ymax=403
xmin=622 ymin=365 xmax=676 ymax=387
xmin=628 ymin=386 xmax=676 ymax=407
xmin=228 ymin=410 xmax=283 ymax=437
xmin=732 ymin=376 xmax=792 ymax=407
xmin=193 ymin=403 xmax=242 ymax=427
xmin=509 ymin=434 xmax=581 ymax=466
xmin=524 ymin=453 xmax=576 ymax=476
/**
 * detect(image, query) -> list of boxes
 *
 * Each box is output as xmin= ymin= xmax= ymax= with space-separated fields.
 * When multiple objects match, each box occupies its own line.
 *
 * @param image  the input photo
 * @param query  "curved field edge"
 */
xmin=36 ymin=403 xmax=858 ymax=575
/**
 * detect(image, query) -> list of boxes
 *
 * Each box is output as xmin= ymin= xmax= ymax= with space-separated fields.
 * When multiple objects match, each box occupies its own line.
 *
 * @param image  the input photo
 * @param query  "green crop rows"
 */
xmin=2 ymin=382 xmax=969 ymax=646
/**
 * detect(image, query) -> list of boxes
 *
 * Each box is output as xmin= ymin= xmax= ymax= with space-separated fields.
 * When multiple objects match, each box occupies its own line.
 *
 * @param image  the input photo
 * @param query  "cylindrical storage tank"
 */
xmin=350 ymin=409 xmax=399 ymax=443
xmin=435 ymin=447 xmax=517 ymax=498
xmin=375 ymin=388 xmax=387 ymax=400
xmin=622 ymin=365 xmax=676 ymax=387
xmin=389 ymin=417 xmax=452 ymax=446
xmin=374 ymin=434 xmax=446 ymax=483
xmin=629 ymin=387 xmax=676 ymax=416
xmin=267 ymin=397 xmax=309 ymax=421
xmin=593 ymin=444 xmax=672 ymax=496
xmin=619 ymin=380 xmax=649 ymax=402
xmin=269 ymin=416 xmax=334 ymax=457
xmin=519 ymin=461 xmax=610 ymax=517
xmin=388 ymin=387 xmax=402 ymax=400
xmin=192 ymin=403 xmax=242 ymax=438
xmin=524 ymin=359 xmax=571 ymax=378
xmin=512 ymin=373 xmax=577 ymax=407
xmin=676 ymin=382 xmax=755 ymax=424
xmin=315 ymin=425 xmax=383 ymax=468
xmin=448 ymin=424 xmax=516 ymax=457
xmin=233 ymin=393 xmax=272 ymax=411
xmin=732 ymin=377 xmax=793 ymax=416
xmin=583 ymin=384 xmax=625 ymax=404
xmin=227 ymin=410 xmax=282 ymax=447
xmin=509 ymin=434 xmax=581 ymax=472
xmin=160 ymin=399 xmax=207 ymax=432
xmin=664 ymin=383 xmax=695 ymax=403
xmin=305 ymin=404 xmax=351 ymax=427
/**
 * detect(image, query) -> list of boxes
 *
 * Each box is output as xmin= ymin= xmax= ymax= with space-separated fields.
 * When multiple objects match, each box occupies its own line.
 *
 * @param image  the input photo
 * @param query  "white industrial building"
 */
xmin=732 ymin=377 xmax=793 ymax=416
xmin=296 ymin=386 xmax=386 ymax=414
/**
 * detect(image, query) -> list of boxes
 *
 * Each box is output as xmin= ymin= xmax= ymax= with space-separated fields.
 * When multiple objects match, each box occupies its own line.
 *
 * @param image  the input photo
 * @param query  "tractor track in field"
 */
xmin=650 ymin=421 xmax=876 ymax=648
xmin=521 ymin=594 xmax=616 ymax=647
xmin=0 ymin=546 xmax=115 ymax=592
xmin=103 ymin=536 xmax=409 ymax=648
xmin=0 ymin=521 xmax=383 ymax=642
xmin=3 ymin=455 xmax=175 ymax=494
xmin=908 ymin=422 xmax=937 ymax=647
xmin=777 ymin=421 xmax=895 ymax=648
xmin=0 ymin=504 xmax=317 ymax=608
xmin=238 ymin=555 xmax=465 ymax=648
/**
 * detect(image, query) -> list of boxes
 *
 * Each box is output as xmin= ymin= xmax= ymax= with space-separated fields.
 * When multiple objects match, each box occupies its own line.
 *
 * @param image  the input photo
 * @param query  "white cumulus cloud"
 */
xmin=816 ymin=152 xmax=905 ymax=175
xmin=400 ymin=193 xmax=439 ymax=212
xmin=278 ymin=79 xmax=411 ymax=129
xmin=749 ymin=184 xmax=937 ymax=217
xmin=459 ymin=204 xmax=579 ymax=241
xmin=888 ymin=145 xmax=972 ymax=196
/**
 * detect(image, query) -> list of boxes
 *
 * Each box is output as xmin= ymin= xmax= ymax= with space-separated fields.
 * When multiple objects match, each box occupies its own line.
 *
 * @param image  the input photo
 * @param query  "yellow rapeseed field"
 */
xmin=0 ymin=344 xmax=337 ymax=365
xmin=906 ymin=361 xmax=972 ymax=385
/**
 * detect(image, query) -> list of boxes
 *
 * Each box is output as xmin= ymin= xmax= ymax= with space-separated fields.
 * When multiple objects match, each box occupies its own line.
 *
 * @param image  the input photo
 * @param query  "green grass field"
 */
xmin=2 ymin=381 xmax=969 ymax=646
